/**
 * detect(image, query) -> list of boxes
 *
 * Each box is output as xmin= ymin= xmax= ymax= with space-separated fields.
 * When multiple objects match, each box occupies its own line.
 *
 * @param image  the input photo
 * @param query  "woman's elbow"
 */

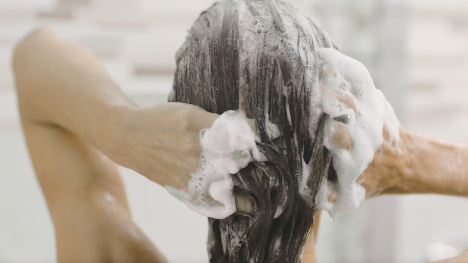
xmin=12 ymin=27 xmax=54 ymax=75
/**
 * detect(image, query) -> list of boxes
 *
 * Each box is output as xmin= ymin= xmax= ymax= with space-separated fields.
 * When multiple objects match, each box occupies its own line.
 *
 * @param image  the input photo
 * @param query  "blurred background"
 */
xmin=1 ymin=0 xmax=468 ymax=262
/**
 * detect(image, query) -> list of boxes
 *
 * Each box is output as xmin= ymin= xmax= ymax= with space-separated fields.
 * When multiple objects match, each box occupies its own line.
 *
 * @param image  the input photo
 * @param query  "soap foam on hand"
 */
xmin=314 ymin=48 xmax=401 ymax=219
xmin=165 ymin=110 xmax=265 ymax=219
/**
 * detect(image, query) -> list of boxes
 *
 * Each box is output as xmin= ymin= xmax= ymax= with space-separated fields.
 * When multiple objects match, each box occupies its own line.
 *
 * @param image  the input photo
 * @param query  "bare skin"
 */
xmin=302 ymin=126 xmax=468 ymax=263
xmin=302 ymin=50 xmax=468 ymax=262
xmin=13 ymin=28 xmax=218 ymax=263
xmin=360 ymin=127 xmax=468 ymax=199
xmin=13 ymin=28 xmax=220 ymax=191
xmin=12 ymin=28 xmax=468 ymax=262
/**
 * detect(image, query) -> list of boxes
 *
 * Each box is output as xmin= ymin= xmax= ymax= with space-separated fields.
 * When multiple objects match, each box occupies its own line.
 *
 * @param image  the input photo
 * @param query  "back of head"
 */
xmin=170 ymin=0 xmax=337 ymax=262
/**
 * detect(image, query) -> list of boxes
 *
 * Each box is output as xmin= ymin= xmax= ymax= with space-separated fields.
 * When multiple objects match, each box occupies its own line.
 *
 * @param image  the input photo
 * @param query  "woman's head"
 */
xmin=170 ymin=0 xmax=337 ymax=262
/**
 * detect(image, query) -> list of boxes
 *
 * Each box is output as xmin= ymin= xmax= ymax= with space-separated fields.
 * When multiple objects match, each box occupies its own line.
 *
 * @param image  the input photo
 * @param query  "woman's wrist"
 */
xmin=108 ymin=103 xmax=219 ymax=188
xmin=391 ymin=129 xmax=468 ymax=197
xmin=95 ymin=102 xmax=142 ymax=169
xmin=390 ymin=128 xmax=422 ymax=194
xmin=360 ymin=126 xmax=408 ymax=196
xmin=378 ymin=127 xmax=437 ymax=195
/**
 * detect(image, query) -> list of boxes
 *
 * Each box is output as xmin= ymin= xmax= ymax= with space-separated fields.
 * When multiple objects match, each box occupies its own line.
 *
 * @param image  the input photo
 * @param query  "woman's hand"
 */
xmin=358 ymin=126 xmax=408 ymax=198
xmin=359 ymin=124 xmax=468 ymax=198
xmin=115 ymin=103 xmax=219 ymax=191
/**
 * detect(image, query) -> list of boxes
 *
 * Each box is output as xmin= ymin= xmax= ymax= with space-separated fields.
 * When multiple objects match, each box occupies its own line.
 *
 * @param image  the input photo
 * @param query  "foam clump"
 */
xmin=166 ymin=110 xmax=265 ymax=219
xmin=314 ymin=48 xmax=401 ymax=218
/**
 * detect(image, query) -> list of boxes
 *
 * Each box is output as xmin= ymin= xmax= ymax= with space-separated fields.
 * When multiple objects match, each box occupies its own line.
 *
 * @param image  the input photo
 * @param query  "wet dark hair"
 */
xmin=169 ymin=0 xmax=337 ymax=262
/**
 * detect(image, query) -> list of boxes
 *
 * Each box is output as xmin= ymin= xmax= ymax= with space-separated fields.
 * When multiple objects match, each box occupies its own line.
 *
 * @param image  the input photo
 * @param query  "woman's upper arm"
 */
xmin=20 ymin=117 xmax=168 ymax=262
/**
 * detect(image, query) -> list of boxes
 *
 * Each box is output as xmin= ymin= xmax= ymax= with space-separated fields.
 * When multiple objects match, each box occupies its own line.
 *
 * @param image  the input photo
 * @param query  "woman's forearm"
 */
xmin=400 ymin=130 xmax=468 ymax=197
xmin=361 ymin=127 xmax=468 ymax=198
xmin=12 ymin=28 xmax=219 ymax=189
xmin=12 ymin=28 xmax=135 ymax=158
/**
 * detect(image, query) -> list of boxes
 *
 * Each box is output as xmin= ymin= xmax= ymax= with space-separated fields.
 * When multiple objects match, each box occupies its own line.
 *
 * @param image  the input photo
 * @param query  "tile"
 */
xmin=36 ymin=6 xmax=74 ymax=20
xmin=0 ymin=0 xmax=54 ymax=9
xmin=79 ymin=35 xmax=123 ymax=59
xmin=0 ymin=8 xmax=35 ymax=23
xmin=58 ymin=0 xmax=91 ymax=5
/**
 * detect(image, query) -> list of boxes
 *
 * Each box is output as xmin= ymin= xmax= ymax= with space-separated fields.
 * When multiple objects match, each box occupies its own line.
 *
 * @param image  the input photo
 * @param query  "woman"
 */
xmin=169 ymin=1 xmax=341 ymax=262
xmin=12 ymin=1 xmax=468 ymax=263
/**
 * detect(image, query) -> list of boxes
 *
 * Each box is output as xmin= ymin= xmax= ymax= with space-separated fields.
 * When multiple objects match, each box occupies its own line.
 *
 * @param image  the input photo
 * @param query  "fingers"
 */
xmin=358 ymin=125 xmax=402 ymax=199
xmin=317 ymin=48 xmax=373 ymax=86
xmin=235 ymin=193 xmax=253 ymax=213
xmin=191 ymin=105 xmax=281 ymax=141
xmin=380 ymin=126 xmax=400 ymax=156
xmin=247 ymin=119 xmax=258 ymax=134
xmin=383 ymin=125 xmax=390 ymax=141
xmin=333 ymin=90 xmax=357 ymax=112
xmin=246 ymin=118 xmax=281 ymax=140
xmin=331 ymin=122 xmax=352 ymax=150
xmin=327 ymin=182 xmax=338 ymax=203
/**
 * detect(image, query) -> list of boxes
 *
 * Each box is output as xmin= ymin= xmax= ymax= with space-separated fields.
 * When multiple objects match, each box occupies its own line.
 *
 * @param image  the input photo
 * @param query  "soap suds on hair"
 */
xmin=169 ymin=0 xmax=401 ymax=261
xmin=166 ymin=110 xmax=265 ymax=219
xmin=314 ymin=48 xmax=401 ymax=218
xmin=169 ymin=37 xmax=400 ymax=222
